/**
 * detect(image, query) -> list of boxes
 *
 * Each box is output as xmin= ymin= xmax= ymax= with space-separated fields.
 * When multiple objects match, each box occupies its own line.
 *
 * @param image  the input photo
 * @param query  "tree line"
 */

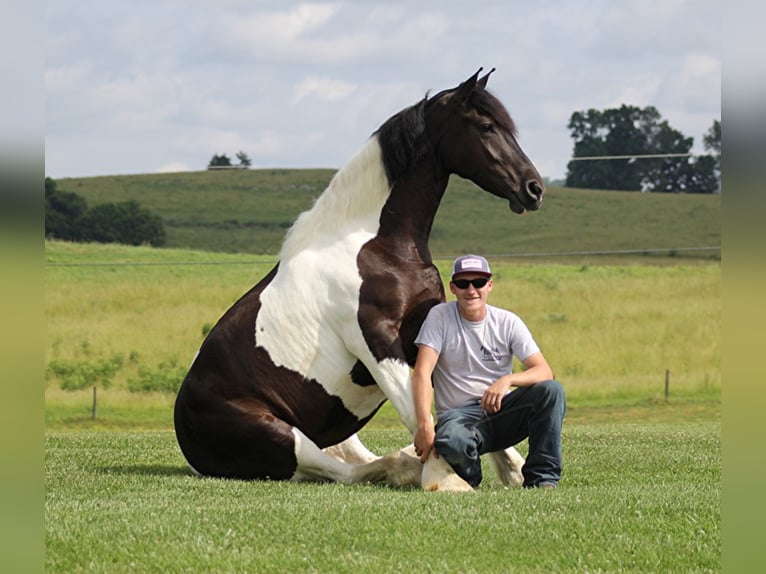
xmin=565 ymin=105 xmax=720 ymax=193
xmin=208 ymin=150 xmax=251 ymax=168
xmin=45 ymin=177 xmax=166 ymax=246
xmin=44 ymin=106 xmax=721 ymax=249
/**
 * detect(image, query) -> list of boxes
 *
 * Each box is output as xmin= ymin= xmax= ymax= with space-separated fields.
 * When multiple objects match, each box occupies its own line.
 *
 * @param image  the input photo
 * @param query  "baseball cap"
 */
xmin=451 ymin=254 xmax=492 ymax=278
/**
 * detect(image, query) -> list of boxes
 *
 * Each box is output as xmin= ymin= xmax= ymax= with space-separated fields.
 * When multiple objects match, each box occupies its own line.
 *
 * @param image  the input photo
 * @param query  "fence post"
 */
xmin=664 ymin=369 xmax=670 ymax=402
xmin=92 ymin=385 xmax=97 ymax=419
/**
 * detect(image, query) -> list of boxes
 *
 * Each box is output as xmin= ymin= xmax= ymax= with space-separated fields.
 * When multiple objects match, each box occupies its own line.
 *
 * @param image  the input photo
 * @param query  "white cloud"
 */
xmin=155 ymin=162 xmax=190 ymax=173
xmin=45 ymin=64 xmax=91 ymax=92
xmin=221 ymin=3 xmax=344 ymax=61
xmin=292 ymin=77 xmax=357 ymax=103
xmin=663 ymin=53 xmax=721 ymax=111
xmin=44 ymin=2 xmax=721 ymax=181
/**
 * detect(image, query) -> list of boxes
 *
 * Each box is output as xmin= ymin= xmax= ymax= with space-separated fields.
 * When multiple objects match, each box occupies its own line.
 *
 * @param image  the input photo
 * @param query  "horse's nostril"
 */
xmin=526 ymin=181 xmax=544 ymax=201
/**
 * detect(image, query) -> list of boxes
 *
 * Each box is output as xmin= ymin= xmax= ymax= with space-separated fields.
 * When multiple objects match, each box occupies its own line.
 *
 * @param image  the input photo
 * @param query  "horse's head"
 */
xmin=425 ymin=69 xmax=545 ymax=214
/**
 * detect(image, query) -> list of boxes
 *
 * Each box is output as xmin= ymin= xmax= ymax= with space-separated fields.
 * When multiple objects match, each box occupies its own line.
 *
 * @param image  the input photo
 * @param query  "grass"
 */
xmin=42 ymin=185 xmax=721 ymax=571
xmin=52 ymin=170 xmax=720 ymax=259
xmin=44 ymin=240 xmax=721 ymax=424
xmin=45 ymin=423 xmax=720 ymax=573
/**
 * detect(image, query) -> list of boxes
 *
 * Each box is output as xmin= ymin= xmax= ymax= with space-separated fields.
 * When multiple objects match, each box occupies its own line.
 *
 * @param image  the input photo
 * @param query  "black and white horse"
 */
xmin=174 ymin=69 xmax=545 ymax=491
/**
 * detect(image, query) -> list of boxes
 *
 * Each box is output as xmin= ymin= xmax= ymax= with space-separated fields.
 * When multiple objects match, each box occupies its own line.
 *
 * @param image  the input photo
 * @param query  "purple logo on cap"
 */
xmin=459 ymin=258 xmax=484 ymax=271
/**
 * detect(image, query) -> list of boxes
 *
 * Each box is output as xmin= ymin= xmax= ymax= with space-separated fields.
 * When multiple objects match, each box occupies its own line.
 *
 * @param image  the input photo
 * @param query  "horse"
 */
xmin=174 ymin=69 xmax=545 ymax=492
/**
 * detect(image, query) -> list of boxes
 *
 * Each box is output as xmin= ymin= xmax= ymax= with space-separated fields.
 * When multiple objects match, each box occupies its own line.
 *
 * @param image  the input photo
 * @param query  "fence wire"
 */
xmin=45 ymin=246 xmax=720 ymax=267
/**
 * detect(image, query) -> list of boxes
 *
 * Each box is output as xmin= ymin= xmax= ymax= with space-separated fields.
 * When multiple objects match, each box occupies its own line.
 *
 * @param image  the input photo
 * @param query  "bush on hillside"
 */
xmin=80 ymin=200 xmax=166 ymax=246
xmin=45 ymin=177 xmax=167 ymax=246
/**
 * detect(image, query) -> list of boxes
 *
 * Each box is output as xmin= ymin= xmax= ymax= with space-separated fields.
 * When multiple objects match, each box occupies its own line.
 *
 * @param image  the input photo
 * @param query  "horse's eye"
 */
xmin=480 ymin=123 xmax=495 ymax=134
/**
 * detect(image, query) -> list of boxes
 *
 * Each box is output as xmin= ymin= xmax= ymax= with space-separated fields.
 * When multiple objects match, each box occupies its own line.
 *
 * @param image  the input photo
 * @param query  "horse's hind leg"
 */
xmin=487 ymin=446 xmax=525 ymax=487
xmin=323 ymin=433 xmax=380 ymax=464
xmin=292 ymin=429 xmax=422 ymax=486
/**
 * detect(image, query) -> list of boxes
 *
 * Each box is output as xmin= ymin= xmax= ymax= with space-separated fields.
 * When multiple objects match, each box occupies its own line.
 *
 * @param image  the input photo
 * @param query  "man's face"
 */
xmin=449 ymin=273 xmax=493 ymax=314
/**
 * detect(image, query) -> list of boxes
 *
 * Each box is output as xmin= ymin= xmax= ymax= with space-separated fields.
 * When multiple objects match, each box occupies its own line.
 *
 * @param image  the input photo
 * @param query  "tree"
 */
xmin=703 ymin=119 xmax=721 ymax=155
xmin=80 ymin=200 xmax=166 ymax=246
xmin=566 ymin=105 xmax=657 ymax=191
xmin=208 ymin=153 xmax=232 ymax=167
xmin=45 ymin=177 xmax=88 ymax=240
xmin=703 ymin=119 xmax=721 ymax=192
xmin=45 ymin=177 xmax=167 ymax=246
xmin=565 ymin=105 xmax=718 ymax=193
xmin=236 ymin=150 xmax=252 ymax=167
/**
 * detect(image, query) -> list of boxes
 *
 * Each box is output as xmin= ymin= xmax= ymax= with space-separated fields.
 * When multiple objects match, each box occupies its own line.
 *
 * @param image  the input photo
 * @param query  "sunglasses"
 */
xmin=452 ymin=277 xmax=490 ymax=289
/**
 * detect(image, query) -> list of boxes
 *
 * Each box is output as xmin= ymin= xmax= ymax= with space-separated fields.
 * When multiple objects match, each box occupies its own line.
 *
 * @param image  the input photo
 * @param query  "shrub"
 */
xmin=47 ymin=355 xmax=124 ymax=391
xmin=80 ymin=200 xmax=166 ymax=246
xmin=127 ymin=359 xmax=187 ymax=393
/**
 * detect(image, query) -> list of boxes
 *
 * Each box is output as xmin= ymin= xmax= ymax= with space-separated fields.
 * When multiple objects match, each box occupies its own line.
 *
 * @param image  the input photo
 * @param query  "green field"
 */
xmin=44 ymin=240 xmax=720 ymax=429
xmin=44 ymin=172 xmax=721 ymax=573
xmin=46 ymin=424 xmax=720 ymax=573
xmin=52 ymin=170 xmax=721 ymax=259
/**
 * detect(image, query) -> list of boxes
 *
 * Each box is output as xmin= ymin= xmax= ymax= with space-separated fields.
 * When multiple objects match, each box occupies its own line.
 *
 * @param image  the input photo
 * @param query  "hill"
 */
xmin=53 ymin=170 xmax=720 ymax=260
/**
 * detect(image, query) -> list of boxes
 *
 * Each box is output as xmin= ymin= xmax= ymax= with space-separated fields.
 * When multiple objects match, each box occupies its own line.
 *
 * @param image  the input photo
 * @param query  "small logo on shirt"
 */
xmin=480 ymin=345 xmax=503 ymax=361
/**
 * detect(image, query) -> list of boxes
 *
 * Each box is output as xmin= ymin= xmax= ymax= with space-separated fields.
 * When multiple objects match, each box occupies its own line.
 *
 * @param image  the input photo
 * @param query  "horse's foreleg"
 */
xmin=487 ymin=446 xmax=525 ymax=487
xmin=350 ymin=357 xmax=477 ymax=491
xmin=322 ymin=433 xmax=380 ymax=464
xmin=421 ymin=451 xmax=474 ymax=492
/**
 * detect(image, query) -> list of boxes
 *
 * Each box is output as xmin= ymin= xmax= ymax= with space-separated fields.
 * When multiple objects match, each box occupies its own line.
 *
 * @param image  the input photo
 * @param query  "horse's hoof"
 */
xmin=420 ymin=452 xmax=474 ymax=492
xmin=508 ymin=469 xmax=524 ymax=487
xmin=422 ymin=473 xmax=475 ymax=493
xmin=384 ymin=448 xmax=423 ymax=487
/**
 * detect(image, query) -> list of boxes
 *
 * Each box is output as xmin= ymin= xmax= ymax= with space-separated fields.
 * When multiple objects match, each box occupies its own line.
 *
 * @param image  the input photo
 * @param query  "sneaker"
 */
xmin=524 ymin=481 xmax=557 ymax=489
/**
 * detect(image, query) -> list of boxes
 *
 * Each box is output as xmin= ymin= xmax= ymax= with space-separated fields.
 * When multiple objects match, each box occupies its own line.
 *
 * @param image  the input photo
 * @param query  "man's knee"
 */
xmin=434 ymin=424 xmax=479 ymax=463
xmin=536 ymin=379 xmax=565 ymax=403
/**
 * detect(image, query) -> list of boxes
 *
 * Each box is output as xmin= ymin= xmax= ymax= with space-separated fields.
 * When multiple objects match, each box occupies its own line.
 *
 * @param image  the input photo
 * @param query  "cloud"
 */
xmin=44 ymin=2 xmax=720 ymax=180
xmin=292 ymin=77 xmax=358 ymax=103
xmin=220 ymin=3 xmax=348 ymax=62
xmin=155 ymin=162 xmax=190 ymax=173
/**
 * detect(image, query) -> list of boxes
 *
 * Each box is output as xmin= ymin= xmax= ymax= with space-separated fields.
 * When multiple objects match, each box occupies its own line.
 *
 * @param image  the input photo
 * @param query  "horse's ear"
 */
xmin=478 ymin=67 xmax=496 ymax=88
xmin=452 ymin=68 xmax=483 ymax=105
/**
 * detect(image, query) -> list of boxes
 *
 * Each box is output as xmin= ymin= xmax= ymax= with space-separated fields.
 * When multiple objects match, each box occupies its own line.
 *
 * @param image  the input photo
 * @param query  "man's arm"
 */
xmin=480 ymin=352 xmax=554 ymax=414
xmin=412 ymin=344 xmax=440 ymax=463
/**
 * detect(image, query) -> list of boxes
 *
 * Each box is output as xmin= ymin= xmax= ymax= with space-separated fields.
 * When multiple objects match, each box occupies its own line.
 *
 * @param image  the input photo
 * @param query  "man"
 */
xmin=412 ymin=254 xmax=566 ymax=489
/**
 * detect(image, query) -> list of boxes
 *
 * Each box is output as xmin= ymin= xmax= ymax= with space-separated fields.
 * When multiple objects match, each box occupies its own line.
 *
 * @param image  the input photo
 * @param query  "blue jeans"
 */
xmin=434 ymin=380 xmax=566 ymax=488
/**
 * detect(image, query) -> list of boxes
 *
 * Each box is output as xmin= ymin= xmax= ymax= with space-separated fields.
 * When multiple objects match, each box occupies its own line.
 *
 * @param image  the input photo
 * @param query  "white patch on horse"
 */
xmin=292 ymin=428 xmax=422 ymax=486
xmin=323 ymin=433 xmax=380 ymax=464
xmin=487 ymin=446 xmax=525 ymax=487
xmin=255 ymin=138 xmax=393 ymax=419
xmin=421 ymin=451 xmax=474 ymax=492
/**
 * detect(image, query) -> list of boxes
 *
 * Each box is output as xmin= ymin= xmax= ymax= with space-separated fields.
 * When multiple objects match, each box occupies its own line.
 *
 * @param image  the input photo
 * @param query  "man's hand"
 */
xmin=481 ymin=377 xmax=512 ymax=414
xmin=414 ymin=426 xmax=437 ymax=464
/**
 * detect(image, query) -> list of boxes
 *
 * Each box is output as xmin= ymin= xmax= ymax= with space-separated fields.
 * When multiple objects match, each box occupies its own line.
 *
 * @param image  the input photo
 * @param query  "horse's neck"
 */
xmin=279 ymin=139 xmax=391 ymax=260
xmin=379 ymin=166 xmax=449 ymax=245
xmin=279 ymin=136 xmax=448 ymax=261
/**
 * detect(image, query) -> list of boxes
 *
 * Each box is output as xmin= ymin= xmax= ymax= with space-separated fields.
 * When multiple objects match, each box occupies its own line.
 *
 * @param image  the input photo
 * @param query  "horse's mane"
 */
xmin=278 ymin=98 xmax=431 ymax=261
xmin=374 ymin=98 xmax=429 ymax=186
xmin=278 ymin=137 xmax=390 ymax=260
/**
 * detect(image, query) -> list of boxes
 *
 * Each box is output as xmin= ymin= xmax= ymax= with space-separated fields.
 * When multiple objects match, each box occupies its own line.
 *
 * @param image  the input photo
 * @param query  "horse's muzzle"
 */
xmin=509 ymin=180 xmax=544 ymax=214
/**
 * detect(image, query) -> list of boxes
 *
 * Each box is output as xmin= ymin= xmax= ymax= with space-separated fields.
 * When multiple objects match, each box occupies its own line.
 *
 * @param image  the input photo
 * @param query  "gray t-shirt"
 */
xmin=414 ymin=301 xmax=540 ymax=416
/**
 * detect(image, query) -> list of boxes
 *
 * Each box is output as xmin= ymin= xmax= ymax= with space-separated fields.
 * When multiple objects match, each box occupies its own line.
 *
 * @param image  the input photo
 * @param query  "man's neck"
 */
xmin=458 ymin=305 xmax=487 ymax=323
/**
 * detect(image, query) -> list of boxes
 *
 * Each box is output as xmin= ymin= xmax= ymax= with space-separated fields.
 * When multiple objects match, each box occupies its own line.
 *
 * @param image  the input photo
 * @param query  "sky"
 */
xmin=44 ymin=0 xmax=721 ymax=182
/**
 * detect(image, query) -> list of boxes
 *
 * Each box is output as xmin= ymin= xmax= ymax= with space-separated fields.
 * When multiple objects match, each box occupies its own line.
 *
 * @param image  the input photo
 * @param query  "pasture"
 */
xmin=46 ymin=425 xmax=720 ymax=573
xmin=44 ymin=240 xmax=720 ymax=425
xmin=52 ymin=170 xmax=721 ymax=259
xmin=44 ymin=240 xmax=721 ymax=572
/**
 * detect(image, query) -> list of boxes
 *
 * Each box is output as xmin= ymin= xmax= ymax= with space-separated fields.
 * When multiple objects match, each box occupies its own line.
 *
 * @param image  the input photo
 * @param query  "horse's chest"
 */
xmin=255 ymin=230 xmax=385 ymax=418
